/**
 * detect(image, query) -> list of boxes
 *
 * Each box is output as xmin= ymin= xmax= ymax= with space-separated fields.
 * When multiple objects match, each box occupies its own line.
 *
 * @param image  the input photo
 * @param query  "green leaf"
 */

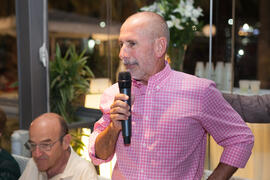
xmin=50 ymin=43 xmax=95 ymax=123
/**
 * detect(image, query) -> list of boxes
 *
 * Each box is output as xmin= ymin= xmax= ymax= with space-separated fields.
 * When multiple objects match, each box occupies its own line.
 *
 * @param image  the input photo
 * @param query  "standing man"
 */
xmin=20 ymin=113 xmax=98 ymax=180
xmin=89 ymin=12 xmax=254 ymax=180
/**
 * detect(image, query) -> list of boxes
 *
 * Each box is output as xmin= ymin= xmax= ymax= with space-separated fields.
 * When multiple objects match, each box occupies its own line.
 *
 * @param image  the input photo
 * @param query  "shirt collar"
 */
xmin=131 ymin=61 xmax=172 ymax=95
xmin=148 ymin=61 xmax=171 ymax=86
xmin=132 ymin=61 xmax=171 ymax=87
xmin=132 ymin=79 xmax=144 ymax=88
xmin=58 ymin=147 xmax=74 ymax=179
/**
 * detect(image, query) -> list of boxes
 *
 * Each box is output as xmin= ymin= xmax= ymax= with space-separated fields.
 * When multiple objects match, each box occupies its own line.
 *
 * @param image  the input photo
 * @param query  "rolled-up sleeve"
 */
xmin=88 ymin=84 xmax=119 ymax=165
xmin=200 ymin=83 xmax=254 ymax=168
xmin=88 ymin=117 xmax=114 ymax=165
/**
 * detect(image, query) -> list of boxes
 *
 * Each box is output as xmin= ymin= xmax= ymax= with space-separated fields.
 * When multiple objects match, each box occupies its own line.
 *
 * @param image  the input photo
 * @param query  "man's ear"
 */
xmin=154 ymin=37 xmax=167 ymax=58
xmin=62 ymin=134 xmax=71 ymax=150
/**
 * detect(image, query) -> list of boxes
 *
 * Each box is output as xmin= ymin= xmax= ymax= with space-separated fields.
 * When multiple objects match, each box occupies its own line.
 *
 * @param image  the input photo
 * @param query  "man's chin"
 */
xmin=127 ymin=70 xmax=137 ymax=79
xmin=35 ymin=159 xmax=49 ymax=171
xmin=130 ymin=74 xmax=142 ymax=81
xmin=37 ymin=165 xmax=48 ymax=172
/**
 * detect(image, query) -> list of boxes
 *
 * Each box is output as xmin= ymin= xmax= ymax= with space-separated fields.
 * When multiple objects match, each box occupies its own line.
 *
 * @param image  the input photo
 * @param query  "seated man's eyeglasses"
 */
xmin=24 ymin=134 xmax=66 ymax=152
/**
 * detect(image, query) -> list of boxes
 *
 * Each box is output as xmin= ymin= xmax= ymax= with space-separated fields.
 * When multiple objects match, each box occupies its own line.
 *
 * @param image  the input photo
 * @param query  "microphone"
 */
xmin=118 ymin=71 xmax=132 ymax=145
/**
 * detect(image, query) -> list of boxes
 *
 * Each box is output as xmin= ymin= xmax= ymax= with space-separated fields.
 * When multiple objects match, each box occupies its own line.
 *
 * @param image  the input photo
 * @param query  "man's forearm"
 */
xmin=207 ymin=162 xmax=238 ymax=180
xmin=95 ymin=122 xmax=121 ymax=160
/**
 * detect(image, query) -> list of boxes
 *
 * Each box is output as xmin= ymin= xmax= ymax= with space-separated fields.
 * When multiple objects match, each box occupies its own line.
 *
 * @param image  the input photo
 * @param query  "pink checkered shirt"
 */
xmin=89 ymin=63 xmax=254 ymax=180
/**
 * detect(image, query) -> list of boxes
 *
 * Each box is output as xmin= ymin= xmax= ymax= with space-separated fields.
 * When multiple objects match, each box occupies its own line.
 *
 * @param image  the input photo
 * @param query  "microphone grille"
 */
xmin=118 ymin=71 xmax=131 ymax=88
xmin=118 ymin=71 xmax=131 ymax=81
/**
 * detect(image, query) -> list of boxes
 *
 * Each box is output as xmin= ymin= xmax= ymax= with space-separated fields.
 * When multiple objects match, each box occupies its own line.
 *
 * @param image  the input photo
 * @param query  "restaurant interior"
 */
xmin=0 ymin=0 xmax=269 ymax=179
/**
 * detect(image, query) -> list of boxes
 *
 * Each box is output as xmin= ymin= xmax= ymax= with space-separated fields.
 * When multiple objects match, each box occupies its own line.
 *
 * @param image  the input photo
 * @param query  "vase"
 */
xmin=167 ymin=45 xmax=187 ymax=71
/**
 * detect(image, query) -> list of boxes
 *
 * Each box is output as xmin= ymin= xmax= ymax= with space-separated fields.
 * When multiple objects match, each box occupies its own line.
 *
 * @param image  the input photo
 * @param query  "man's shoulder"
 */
xmin=71 ymin=151 xmax=88 ymax=164
xmin=69 ymin=149 xmax=95 ymax=169
xmin=0 ymin=149 xmax=17 ymax=166
xmin=19 ymin=158 xmax=40 ymax=180
xmin=23 ymin=158 xmax=37 ymax=170
xmin=103 ymin=83 xmax=119 ymax=94
xmin=0 ymin=150 xmax=21 ymax=179
xmin=66 ymin=150 xmax=98 ymax=179
xmin=169 ymin=71 xmax=215 ymax=89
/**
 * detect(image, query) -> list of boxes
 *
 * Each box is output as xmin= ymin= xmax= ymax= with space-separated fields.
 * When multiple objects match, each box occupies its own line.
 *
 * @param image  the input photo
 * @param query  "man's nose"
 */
xmin=32 ymin=146 xmax=43 ymax=157
xmin=119 ymin=45 xmax=129 ymax=60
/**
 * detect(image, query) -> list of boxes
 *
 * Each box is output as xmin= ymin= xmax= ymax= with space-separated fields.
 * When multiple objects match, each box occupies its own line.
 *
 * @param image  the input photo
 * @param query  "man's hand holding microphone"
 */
xmin=110 ymin=71 xmax=132 ymax=145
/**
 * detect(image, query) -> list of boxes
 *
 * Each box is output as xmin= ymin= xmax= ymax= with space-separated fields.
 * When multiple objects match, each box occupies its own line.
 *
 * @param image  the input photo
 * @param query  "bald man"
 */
xmin=89 ymin=12 xmax=254 ymax=180
xmin=19 ymin=113 xmax=97 ymax=180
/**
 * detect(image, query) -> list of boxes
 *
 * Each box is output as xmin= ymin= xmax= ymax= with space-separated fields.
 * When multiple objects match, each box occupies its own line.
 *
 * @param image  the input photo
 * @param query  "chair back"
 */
xmin=12 ymin=154 xmax=30 ymax=173
xmin=11 ymin=130 xmax=30 ymax=157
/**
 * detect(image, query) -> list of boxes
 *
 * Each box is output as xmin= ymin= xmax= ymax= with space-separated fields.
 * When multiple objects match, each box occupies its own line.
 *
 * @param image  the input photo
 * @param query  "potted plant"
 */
xmin=50 ymin=44 xmax=94 ymax=123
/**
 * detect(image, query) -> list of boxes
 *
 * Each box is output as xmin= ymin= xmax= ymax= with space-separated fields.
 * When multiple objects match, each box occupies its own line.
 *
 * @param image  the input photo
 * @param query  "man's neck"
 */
xmin=46 ymin=148 xmax=71 ymax=179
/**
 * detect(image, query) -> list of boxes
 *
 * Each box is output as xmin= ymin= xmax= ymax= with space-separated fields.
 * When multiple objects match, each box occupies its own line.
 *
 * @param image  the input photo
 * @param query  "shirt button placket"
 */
xmin=141 ymin=87 xmax=152 ymax=179
xmin=143 ymin=116 xmax=148 ymax=148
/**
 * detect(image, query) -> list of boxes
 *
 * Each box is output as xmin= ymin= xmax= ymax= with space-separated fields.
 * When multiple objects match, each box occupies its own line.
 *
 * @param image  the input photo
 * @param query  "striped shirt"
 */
xmin=89 ymin=63 xmax=254 ymax=180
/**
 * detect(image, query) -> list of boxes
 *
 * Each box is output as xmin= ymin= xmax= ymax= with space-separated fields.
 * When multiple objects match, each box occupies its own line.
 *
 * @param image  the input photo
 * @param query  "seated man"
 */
xmin=19 ymin=113 xmax=98 ymax=180
xmin=0 ymin=108 xmax=21 ymax=180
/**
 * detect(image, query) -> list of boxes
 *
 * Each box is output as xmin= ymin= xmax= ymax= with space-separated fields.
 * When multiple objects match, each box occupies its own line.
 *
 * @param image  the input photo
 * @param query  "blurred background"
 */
xmin=0 ymin=0 xmax=269 ymax=179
